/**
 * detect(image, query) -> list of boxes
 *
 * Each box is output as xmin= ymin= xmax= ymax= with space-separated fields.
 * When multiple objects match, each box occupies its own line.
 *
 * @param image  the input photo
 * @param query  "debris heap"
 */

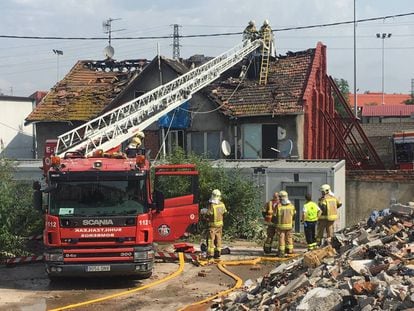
xmin=212 ymin=202 xmax=414 ymax=311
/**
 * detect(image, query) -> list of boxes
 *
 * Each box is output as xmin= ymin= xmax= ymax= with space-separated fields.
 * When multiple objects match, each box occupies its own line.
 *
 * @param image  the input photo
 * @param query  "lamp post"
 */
xmin=376 ymin=33 xmax=391 ymax=105
xmin=52 ymin=49 xmax=63 ymax=83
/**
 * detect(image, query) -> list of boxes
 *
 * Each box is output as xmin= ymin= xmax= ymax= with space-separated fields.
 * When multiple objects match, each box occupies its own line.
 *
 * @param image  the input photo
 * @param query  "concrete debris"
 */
xmin=209 ymin=203 xmax=414 ymax=311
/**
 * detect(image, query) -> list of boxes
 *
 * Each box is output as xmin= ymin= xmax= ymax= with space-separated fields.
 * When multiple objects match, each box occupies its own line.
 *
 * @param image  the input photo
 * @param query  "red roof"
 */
xmin=349 ymin=93 xmax=410 ymax=107
xmin=361 ymin=104 xmax=414 ymax=117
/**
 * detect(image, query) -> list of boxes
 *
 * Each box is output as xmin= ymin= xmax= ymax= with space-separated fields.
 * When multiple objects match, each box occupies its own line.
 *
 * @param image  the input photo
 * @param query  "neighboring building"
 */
xmin=349 ymin=93 xmax=410 ymax=107
xmin=361 ymin=104 xmax=414 ymax=123
xmin=0 ymin=95 xmax=37 ymax=159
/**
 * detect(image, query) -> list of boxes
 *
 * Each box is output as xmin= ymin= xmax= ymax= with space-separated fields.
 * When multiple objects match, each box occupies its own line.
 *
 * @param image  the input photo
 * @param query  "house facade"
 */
xmin=0 ymin=95 xmax=37 ymax=159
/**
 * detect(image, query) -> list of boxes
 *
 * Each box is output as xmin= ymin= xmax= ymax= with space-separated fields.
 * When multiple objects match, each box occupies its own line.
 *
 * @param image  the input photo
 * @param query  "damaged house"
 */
xmin=26 ymin=42 xmax=344 ymax=163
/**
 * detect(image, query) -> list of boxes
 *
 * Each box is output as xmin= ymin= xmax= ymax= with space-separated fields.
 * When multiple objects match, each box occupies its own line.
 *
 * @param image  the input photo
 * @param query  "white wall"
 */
xmin=0 ymin=96 xmax=34 ymax=159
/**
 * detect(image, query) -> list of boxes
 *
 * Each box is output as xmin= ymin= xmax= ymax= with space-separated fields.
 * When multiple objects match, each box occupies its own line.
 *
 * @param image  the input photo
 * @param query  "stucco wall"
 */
xmin=346 ymin=170 xmax=414 ymax=225
xmin=0 ymin=96 xmax=35 ymax=159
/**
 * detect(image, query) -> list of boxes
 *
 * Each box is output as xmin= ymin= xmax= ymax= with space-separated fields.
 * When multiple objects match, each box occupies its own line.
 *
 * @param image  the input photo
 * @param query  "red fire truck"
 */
xmin=35 ymin=33 xmax=265 ymax=279
xmin=392 ymin=130 xmax=414 ymax=169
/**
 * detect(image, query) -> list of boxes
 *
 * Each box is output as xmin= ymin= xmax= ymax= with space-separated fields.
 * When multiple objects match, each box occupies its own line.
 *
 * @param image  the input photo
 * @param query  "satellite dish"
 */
xmin=278 ymin=139 xmax=293 ymax=158
xmin=221 ymin=140 xmax=231 ymax=157
xmin=104 ymin=45 xmax=115 ymax=59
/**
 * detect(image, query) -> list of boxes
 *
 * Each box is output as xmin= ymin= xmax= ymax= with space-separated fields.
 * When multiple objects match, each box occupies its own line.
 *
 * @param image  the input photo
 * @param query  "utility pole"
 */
xmin=52 ymin=49 xmax=63 ymax=83
xmin=353 ymin=0 xmax=357 ymax=117
xmin=172 ymin=24 xmax=181 ymax=60
xmin=376 ymin=33 xmax=392 ymax=105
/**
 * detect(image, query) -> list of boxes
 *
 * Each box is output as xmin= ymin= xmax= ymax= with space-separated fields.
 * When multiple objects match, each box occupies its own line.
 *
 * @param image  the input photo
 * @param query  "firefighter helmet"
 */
xmin=279 ymin=190 xmax=288 ymax=198
xmin=320 ymin=184 xmax=331 ymax=194
xmin=211 ymin=189 xmax=222 ymax=200
xmin=248 ymin=20 xmax=255 ymax=26
xmin=263 ymin=19 xmax=270 ymax=26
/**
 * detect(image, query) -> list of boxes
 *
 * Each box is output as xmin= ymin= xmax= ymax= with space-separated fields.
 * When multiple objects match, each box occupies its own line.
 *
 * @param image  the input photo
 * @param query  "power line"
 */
xmin=0 ymin=12 xmax=413 ymax=40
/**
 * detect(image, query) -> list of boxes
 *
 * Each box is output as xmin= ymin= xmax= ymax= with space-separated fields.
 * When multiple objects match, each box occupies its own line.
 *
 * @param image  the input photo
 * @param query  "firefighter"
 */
xmin=316 ymin=184 xmax=342 ymax=245
xmin=206 ymin=189 xmax=227 ymax=259
xmin=262 ymin=192 xmax=280 ymax=254
xmin=258 ymin=19 xmax=272 ymax=38
xmin=275 ymin=190 xmax=296 ymax=257
xmin=126 ymin=131 xmax=145 ymax=158
xmin=243 ymin=20 xmax=258 ymax=41
xmin=301 ymin=193 xmax=321 ymax=251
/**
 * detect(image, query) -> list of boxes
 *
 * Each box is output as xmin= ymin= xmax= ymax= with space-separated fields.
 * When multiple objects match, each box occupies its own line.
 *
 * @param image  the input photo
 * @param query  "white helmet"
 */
xmin=279 ymin=190 xmax=288 ymax=198
xmin=211 ymin=189 xmax=222 ymax=200
xmin=248 ymin=20 xmax=255 ymax=26
xmin=263 ymin=19 xmax=269 ymax=26
xmin=320 ymin=184 xmax=331 ymax=194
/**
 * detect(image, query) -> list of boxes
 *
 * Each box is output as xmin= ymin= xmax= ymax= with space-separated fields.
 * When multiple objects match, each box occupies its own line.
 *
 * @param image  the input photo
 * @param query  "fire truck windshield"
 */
xmin=48 ymin=179 xmax=147 ymax=217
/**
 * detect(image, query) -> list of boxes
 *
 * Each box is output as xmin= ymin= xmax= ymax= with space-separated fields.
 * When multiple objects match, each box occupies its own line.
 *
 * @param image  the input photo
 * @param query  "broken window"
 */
xmin=242 ymin=124 xmax=278 ymax=159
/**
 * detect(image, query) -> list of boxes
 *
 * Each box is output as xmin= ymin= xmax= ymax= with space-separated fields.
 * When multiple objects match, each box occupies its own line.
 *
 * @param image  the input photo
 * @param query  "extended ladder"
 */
xmin=55 ymin=39 xmax=263 ymax=157
xmin=259 ymin=27 xmax=272 ymax=85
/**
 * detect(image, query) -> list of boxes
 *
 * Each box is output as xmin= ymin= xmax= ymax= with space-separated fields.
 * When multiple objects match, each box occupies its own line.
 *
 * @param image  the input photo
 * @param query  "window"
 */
xmin=165 ymin=130 xmax=184 ymax=153
xmin=188 ymin=131 xmax=222 ymax=159
xmin=242 ymin=124 xmax=278 ymax=159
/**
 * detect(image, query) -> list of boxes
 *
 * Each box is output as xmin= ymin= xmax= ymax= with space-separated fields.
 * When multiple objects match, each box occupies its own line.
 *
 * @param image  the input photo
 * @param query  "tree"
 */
xmin=333 ymin=78 xmax=350 ymax=117
xmin=0 ymin=160 xmax=43 ymax=257
xmin=158 ymin=148 xmax=262 ymax=240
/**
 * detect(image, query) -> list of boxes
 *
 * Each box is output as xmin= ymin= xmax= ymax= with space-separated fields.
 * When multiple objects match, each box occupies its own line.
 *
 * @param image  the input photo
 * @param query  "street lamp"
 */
xmin=376 ymin=33 xmax=391 ymax=105
xmin=52 ymin=49 xmax=63 ymax=83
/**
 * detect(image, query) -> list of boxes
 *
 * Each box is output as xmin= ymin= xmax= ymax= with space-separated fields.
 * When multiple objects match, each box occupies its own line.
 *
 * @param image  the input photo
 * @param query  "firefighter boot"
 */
xmin=214 ymin=250 xmax=221 ymax=259
xmin=263 ymin=246 xmax=272 ymax=254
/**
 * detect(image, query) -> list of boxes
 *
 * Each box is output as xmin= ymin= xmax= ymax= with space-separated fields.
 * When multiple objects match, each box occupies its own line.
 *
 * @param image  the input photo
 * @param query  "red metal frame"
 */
xmin=324 ymin=76 xmax=384 ymax=170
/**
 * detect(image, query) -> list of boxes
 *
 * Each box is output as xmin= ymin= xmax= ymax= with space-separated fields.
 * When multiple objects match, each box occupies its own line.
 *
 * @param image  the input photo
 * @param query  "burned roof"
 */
xmin=208 ymin=48 xmax=316 ymax=117
xmin=25 ymin=59 xmax=149 ymax=123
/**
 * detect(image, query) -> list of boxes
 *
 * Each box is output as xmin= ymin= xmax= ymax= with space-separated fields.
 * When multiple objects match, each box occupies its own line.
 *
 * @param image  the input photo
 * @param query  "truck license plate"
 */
xmin=86 ymin=265 xmax=110 ymax=272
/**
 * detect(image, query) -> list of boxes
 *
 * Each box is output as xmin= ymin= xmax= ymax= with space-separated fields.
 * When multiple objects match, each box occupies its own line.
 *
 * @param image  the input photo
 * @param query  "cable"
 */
xmin=1 ymin=12 xmax=413 ymax=40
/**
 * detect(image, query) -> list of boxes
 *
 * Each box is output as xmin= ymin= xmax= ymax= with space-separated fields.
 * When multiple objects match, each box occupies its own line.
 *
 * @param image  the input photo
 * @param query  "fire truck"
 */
xmin=392 ymin=130 xmax=414 ymax=169
xmin=34 ymin=31 xmax=267 ymax=279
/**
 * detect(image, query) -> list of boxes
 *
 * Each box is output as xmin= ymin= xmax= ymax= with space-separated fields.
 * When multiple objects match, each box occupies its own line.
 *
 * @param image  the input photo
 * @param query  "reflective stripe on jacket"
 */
xmin=304 ymin=201 xmax=319 ymax=222
xmin=208 ymin=202 xmax=227 ymax=227
xmin=276 ymin=203 xmax=296 ymax=230
xmin=319 ymin=195 xmax=341 ymax=221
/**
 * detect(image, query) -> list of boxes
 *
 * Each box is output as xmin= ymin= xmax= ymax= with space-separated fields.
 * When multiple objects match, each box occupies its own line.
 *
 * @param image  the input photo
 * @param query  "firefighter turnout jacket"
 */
xmin=207 ymin=201 xmax=227 ymax=227
xmin=319 ymin=194 xmax=342 ymax=221
xmin=275 ymin=202 xmax=296 ymax=230
xmin=262 ymin=199 xmax=279 ymax=224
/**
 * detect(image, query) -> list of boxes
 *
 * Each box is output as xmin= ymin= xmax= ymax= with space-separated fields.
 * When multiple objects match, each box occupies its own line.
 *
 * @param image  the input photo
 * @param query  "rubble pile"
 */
xmin=212 ymin=203 xmax=414 ymax=311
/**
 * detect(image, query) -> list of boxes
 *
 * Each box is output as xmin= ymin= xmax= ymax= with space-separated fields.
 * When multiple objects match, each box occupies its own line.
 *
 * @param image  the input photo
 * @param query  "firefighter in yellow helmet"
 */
xmin=126 ymin=131 xmax=145 ymax=158
xmin=316 ymin=184 xmax=342 ymax=245
xmin=301 ymin=193 xmax=321 ymax=250
xmin=262 ymin=192 xmax=280 ymax=254
xmin=275 ymin=190 xmax=296 ymax=257
xmin=206 ymin=189 xmax=227 ymax=259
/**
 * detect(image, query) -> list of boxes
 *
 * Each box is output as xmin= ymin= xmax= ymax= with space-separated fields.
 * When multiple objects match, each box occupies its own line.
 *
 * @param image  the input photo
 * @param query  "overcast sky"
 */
xmin=0 ymin=0 xmax=413 ymax=96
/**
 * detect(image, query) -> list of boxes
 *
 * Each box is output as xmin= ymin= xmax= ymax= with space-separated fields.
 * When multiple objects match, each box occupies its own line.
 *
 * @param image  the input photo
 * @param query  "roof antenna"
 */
xmin=102 ymin=18 xmax=125 ymax=60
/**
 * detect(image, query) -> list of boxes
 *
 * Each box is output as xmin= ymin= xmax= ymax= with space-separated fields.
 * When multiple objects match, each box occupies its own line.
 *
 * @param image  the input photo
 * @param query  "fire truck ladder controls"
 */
xmin=55 ymin=39 xmax=263 ymax=157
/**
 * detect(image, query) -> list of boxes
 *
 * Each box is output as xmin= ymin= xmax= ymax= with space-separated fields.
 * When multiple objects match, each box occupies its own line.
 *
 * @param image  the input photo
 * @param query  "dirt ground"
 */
xmin=0 ymin=241 xmax=294 ymax=311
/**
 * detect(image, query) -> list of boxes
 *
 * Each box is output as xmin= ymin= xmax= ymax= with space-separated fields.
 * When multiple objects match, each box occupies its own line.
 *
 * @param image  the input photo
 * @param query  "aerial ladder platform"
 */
xmin=55 ymin=39 xmax=263 ymax=157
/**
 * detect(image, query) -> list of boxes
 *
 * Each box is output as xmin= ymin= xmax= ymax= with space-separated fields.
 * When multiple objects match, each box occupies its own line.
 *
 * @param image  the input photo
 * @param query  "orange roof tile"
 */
xmin=349 ymin=93 xmax=410 ymax=107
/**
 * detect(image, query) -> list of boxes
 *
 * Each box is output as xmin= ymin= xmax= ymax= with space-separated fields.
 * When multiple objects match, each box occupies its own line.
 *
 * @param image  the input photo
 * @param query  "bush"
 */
xmin=158 ymin=148 xmax=263 ymax=240
xmin=0 ymin=160 xmax=43 ymax=257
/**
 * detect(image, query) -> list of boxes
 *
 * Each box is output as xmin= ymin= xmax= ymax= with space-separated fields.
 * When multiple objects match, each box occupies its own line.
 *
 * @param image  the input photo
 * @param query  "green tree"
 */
xmin=0 ymin=160 xmax=43 ymax=257
xmin=333 ymin=78 xmax=350 ymax=117
xmin=158 ymin=148 xmax=262 ymax=240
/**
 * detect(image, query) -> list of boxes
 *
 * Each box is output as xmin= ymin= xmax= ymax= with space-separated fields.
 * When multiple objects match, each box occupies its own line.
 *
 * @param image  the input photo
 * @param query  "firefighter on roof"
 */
xmin=243 ymin=20 xmax=258 ymax=41
xmin=275 ymin=190 xmax=296 ymax=257
xmin=262 ymin=192 xmax=280 ymax=254
xmin=316 ymin=184 xmax=342 ymax=246
xmin=204 ymin=189 xmax=227 ymax=259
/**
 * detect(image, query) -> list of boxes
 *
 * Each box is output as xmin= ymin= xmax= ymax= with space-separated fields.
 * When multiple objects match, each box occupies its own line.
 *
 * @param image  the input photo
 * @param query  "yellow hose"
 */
xmin=178 ymin=254 xmax=300 ymax=310
xmin=49 ymin=252 xmax=185 ymax=311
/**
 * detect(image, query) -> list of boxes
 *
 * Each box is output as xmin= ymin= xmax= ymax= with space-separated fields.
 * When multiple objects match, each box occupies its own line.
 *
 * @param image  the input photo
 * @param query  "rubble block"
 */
xmin=303 ymin=245 xmax=337 ymax=268
xmin=275 ymin=274 xmax=310 ymax=298
xmin=296 ymin=287 xmax=342 ymax=311
xmin=390 ymin=203 xmax=414 ymax=216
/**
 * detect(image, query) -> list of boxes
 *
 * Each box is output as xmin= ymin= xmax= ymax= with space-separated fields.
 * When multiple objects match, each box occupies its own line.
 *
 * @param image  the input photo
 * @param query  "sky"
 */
xmin=0 ymin=0 xmax=413 ymax=97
